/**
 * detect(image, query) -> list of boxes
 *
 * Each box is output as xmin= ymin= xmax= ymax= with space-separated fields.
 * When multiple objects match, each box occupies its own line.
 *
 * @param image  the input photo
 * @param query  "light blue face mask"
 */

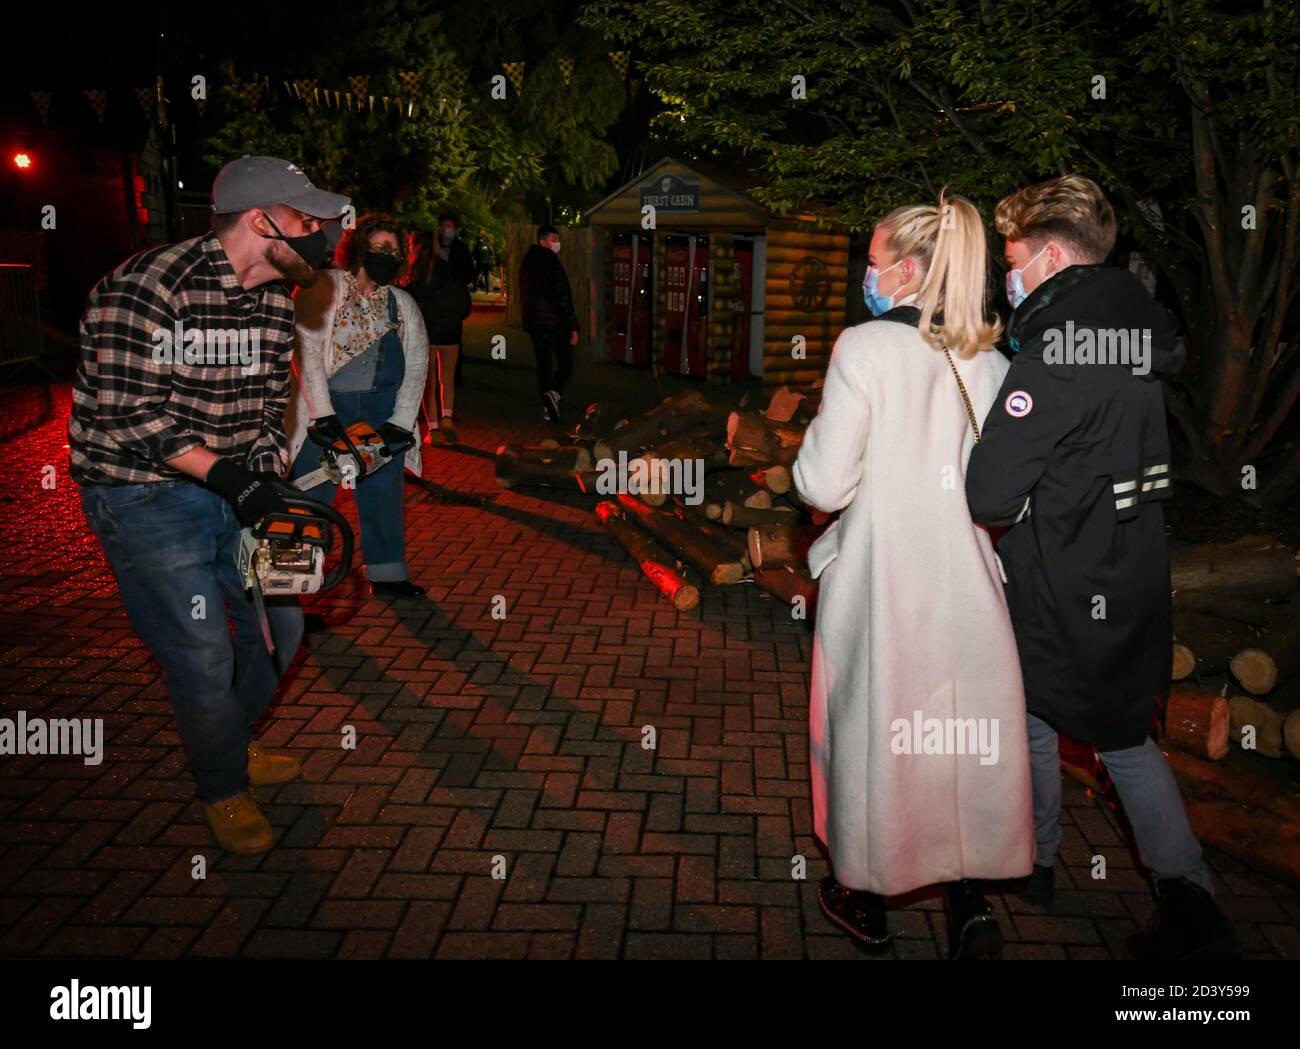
xmin=1005 ymin=244 xmax=1049 ymax=310
xmin=863 ymin=258 xmax=904 ymax=317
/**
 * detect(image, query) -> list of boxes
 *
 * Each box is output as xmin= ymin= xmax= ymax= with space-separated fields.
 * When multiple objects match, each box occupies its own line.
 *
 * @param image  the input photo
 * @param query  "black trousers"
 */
xmin=532 ymin=328 xmax=574 ymax=399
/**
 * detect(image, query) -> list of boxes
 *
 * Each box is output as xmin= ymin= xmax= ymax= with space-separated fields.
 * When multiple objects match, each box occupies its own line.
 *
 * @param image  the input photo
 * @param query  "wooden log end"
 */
xmin=711 ymin=562 xmax=746 ymax=586
xmin=764 ymin=465 xmax=792 ymax=494
xmin=1284 ymin=709 xmax=1300 ymax=763
xmin=1172 ymin=642 xmax=1196 ymax=682
xmin=1166 ymin=687 xmax=1230 ymax=761
xmin=1230 ymin=648 xmax=1278 ymax=695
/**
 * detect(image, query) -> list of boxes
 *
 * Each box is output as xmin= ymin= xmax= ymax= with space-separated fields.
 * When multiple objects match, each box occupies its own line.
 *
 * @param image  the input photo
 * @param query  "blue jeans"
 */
xmin=1026 ymin=712 xmax=1213 ymax=894
xmin=79 ymin=482 xmax=304 ymax=803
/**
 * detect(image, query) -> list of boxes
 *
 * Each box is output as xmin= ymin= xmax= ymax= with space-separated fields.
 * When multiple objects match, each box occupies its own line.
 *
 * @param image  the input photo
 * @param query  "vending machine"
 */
xmin=663 ymin=234 xmax=709 ymax=378
xmin=729 ymin=238 xmax=755 ymax=380
xmin=609 ymin=232 xmax=653 ymax=366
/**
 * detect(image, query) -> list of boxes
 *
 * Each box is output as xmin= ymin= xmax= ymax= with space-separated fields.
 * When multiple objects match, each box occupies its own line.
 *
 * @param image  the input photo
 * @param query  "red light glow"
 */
xmin=13 ymin=153 xmax=32 ymax=170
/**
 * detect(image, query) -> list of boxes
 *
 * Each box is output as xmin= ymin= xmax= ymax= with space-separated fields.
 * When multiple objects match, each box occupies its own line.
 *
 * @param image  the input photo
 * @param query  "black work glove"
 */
xmin=205 ymin=458 xmax=292 ymax=528
xmin=377 ymin=422 xmax=414 ymax=454
xmin=311 ymin=414 xmax=349 ymax=446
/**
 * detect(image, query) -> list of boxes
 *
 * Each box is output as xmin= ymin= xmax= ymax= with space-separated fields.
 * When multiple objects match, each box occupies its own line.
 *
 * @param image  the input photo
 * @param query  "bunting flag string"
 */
xmin=30 ymin=91 xmax=51 ymax=124
xmin=21 ymin=71 xmax=450 ymax=125
xmin=84 ymin=88 xmax=107 ymax=122
xmin=557 ymin=53 xmax=575 ymax=86
xmin=502 ymin=61 xmax=525 ymax=93
xmin=134 ymin=86 xmax=155 ymax=120
xmin=609 ymin=50 xmax=630 ymax=79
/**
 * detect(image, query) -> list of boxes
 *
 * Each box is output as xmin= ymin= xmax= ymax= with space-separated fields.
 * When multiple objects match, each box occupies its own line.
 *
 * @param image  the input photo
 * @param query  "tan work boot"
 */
xmin=203 ymin=793 xmax=274 ymax=854
xmin=247 ymin=740 xmax=303 ymax=785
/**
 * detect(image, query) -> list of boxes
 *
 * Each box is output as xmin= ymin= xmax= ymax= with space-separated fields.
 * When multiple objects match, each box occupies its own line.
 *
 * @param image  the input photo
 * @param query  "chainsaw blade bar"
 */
xmin=293 ymin=467 xmax=333 ymax=492
xmin=250 ymin=578 xmax=276 ymax=655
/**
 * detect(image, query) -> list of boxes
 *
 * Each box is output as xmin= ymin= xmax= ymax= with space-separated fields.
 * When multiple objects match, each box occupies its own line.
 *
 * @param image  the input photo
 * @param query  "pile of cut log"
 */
xmin=1166 ymin=535 xmax=1300 ymax=763
xmin=493 ymin=385 xmax=827 ymax=610
xmin=1155 ymin=534 xmax=1300 ymax=885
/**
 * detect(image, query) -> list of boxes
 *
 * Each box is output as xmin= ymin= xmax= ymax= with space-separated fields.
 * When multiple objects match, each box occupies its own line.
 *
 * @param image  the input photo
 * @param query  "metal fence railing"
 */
xmin=0 ymin=263 xmax=43 ymax=367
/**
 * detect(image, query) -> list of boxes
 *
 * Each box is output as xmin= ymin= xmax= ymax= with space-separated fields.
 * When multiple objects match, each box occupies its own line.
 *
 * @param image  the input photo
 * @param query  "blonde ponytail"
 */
xmin=879 ymin=190 xmax=1002 ymax=356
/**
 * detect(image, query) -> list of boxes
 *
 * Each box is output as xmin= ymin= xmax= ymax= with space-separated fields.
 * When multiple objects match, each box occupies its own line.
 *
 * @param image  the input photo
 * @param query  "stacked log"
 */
xmin=577 ymin=385 xmax=826 ymax=610
xmin=495 ymin=442 xmax=592 ymax=489
xmin=595 ymin=501 xmax=699 ymax=610
xmin=1229 ymin=614 xmax=1300 ymax=696
xmin=1165 ymin=535 xmax=1299 ymax=763
xmin=593 ymin=389 xmax=712 ymax=461
xmin=1162 ymin=685 xmax=1231 ymax=760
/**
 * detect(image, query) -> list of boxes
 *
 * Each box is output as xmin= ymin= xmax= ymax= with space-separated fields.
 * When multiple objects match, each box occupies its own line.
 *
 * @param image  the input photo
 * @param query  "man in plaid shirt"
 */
xmin=70 ymin=156 xmax=350 ymax=854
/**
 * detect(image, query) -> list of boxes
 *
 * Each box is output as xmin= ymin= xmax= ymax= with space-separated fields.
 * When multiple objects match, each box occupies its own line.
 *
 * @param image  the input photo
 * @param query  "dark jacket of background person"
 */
xmin=409 ymin=234 xmax=473 ymax=344
xmin=965 ymin=264 xmax=1184 ymax=752
xmin=443 ymin=235 xmax=476 ymax=287
xmin=519 ymin=243 xmax=578 ymax=334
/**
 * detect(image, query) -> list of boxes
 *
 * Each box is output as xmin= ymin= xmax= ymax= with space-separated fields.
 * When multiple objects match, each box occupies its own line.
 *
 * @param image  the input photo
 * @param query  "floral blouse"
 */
xmin=328 ymin=271 xmax=401 ymax=375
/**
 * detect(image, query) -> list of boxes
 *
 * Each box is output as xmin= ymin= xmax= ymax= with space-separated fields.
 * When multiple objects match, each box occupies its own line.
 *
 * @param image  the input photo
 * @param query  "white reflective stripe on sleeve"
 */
xmin=1116 ymin=496 xmax=1138 ymax=510
xmin=1113 ymin=479 xmax=1138 ymax=493
xmin=1143 ymin=463 xmax=1169 ymax=476
xmin=1142 ymin=477 xmax=1171 ymax=493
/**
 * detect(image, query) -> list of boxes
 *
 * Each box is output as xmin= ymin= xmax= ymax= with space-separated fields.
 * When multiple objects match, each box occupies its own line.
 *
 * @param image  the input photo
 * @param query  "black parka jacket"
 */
xmin=965 ymin=265 xmax=1185 ymax=750
xmin=519 ymin=244 xmax=578 ymax=334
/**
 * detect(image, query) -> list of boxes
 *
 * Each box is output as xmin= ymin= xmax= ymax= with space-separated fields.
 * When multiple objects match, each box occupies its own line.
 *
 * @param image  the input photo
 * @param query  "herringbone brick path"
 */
xmin=1 ymin=329 xmax=1297 ymax=959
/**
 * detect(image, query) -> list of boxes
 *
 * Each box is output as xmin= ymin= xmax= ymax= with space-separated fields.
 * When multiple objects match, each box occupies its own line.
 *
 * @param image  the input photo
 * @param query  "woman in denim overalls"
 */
xmin=288 ymin=214 xmax=429 ymax=597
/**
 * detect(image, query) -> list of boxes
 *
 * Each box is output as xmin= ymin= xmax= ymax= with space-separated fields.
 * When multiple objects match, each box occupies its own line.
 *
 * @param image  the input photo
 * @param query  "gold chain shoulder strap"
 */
xmin=943 ymin=345 xmax=981 ymax=443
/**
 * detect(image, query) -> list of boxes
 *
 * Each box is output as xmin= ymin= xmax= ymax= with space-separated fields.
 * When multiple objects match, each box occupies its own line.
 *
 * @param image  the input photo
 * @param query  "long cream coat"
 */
xmin=793 ymin=316 xmax=1034 ymax=896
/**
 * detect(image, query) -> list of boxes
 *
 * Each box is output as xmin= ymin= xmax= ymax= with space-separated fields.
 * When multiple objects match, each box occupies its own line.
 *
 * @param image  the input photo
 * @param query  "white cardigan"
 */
xmin=792 ymin=317 xmax=1033 ymax=895
xmin=285 ymin=268 xmax=429 ymax=476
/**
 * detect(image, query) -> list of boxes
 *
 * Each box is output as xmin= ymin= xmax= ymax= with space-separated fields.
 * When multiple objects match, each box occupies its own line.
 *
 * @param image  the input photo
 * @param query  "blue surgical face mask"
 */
xmin=863 ymin=258 xmax=904 ymax=317
xmin=1005 ymin=244 xmax=1049 ymax=310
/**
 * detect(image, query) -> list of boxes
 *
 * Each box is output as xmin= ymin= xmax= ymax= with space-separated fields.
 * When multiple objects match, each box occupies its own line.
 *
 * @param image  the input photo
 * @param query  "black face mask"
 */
xmin=362 ymin=251 xmax=401 ymax=286
xmin=261 ymin=213 xmax=329 ymax=271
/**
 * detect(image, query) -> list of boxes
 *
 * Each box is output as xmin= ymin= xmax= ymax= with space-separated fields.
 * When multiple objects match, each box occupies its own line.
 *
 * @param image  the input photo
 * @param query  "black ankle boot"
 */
xmin=1022 ymin=864 xmax=1056 ymax=909
xmin=1128 ymin=879 xmax=1242 ymax=960
xmin=817 ymin=876 xmax=891 ymax=952
xmin=944 ymin=880 xmax=1002 ymax=959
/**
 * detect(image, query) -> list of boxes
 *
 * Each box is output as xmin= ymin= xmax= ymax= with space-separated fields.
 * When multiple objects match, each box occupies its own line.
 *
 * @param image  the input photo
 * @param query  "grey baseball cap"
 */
xmin=211 ymin=155 xmax=351 ymax=218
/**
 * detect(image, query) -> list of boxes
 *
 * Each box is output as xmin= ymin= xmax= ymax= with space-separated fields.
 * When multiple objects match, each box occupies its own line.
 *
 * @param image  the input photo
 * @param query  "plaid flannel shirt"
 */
xmin=69 ymin=233 xmax=296 ymax=485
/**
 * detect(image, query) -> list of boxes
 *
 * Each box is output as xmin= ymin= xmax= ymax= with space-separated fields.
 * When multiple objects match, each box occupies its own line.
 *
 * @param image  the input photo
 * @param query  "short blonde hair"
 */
xmin=879 ymin=190 xmax=1002 ymax=356
xmin=994 ymin=175 xmax=1116 ymax=263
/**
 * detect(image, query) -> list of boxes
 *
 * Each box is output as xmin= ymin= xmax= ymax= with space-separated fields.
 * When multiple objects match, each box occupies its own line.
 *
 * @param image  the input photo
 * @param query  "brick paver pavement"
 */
xmin=1 ymin=317 xmax=1297 ymax=960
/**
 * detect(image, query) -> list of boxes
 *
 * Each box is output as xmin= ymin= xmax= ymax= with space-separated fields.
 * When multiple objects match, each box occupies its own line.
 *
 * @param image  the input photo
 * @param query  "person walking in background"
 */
xmin=473 ymin=232 xmax=493 ymax=292
xmin=69 ymin=156 xmax=350 ymax=854
xmin=793 ymin=193 xmax=1033 ymax=959
xmin=436 ymin=211 xmax=474 ymax=392
xmin=519 ymin=224 xmax=579 ymax=423
xmin=409 ymin=227 xmax=471 ymax=444
xmin=965 ymin=175 xmax=1240 ymax=960
xmin=288 ymin=212 xmax=429 ymax=599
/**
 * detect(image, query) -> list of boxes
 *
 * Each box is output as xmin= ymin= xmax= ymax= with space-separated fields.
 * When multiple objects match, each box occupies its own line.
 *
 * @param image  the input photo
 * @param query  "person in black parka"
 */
xmin=519 ymin=224 xmax=579 ymax=423
xmin=966 ymin=175 xmax=1239 ymax=961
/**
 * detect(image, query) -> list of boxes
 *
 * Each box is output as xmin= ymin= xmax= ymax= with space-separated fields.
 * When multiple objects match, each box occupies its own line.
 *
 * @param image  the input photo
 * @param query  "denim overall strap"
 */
xmin=373 ymin=289 xmax=406 ymax=390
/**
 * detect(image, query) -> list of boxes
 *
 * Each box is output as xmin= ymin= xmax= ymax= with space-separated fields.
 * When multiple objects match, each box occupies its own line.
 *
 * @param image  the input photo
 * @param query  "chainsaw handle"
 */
xmin=254 ymin=481 xmax=355 ymax=593
xmin=308 ymin=419 xmax=364 ymax=467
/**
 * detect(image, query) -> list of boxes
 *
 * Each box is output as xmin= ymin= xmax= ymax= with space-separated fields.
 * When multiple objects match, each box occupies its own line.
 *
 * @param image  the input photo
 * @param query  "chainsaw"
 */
xmin=235 ymin=422 xmax=412 ymax=654
xmin=236 ymin=481 xmax=355 ymax=653
xmin=293 ymin=420 xmax=415 ymax=492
